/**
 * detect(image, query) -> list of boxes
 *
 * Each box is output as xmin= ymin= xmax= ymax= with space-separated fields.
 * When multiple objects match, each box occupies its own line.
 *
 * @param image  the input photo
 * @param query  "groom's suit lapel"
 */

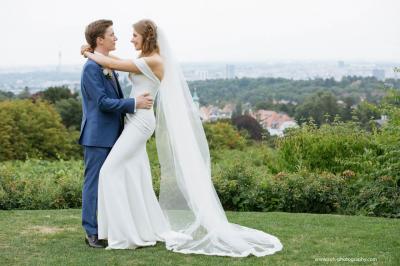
xmin=91 ymin=55 xmax=122 ymax=99
xmin=106 ymin=72 xmax=122 ymax=98
xmin=112 ymin=71 xmax=124 ymax=99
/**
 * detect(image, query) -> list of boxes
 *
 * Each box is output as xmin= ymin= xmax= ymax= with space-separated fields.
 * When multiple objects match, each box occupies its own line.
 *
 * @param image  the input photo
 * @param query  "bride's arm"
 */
xmin=108 ymin=53 xmax=121 ymax=60
xmin=83 ymin=51 xmax=141 ymax=74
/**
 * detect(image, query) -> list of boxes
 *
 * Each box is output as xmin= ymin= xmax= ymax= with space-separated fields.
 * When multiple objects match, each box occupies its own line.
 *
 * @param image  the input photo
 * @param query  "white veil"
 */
xmin=155 ymin=28 xmax=283 ymax=257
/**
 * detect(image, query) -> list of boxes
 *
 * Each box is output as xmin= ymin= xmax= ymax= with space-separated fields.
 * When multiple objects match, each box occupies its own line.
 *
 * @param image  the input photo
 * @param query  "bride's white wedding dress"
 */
xmin=97 ymin=29 xmax=283 ymax=257
xmin=98 ymin=57 xmax=169 ymax=249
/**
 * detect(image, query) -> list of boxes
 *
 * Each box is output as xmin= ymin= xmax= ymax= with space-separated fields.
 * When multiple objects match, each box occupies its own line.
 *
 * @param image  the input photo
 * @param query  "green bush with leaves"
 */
xmin=344 ymin=175 xmax=400 ymax=218
xmin=203 ymin=120 xmax=246 ymax=151
xmin=0 ymin=160 xmax=83 ymax=210
xmin=212 ymin=163 xmax=346 ymax=214
xmin=55 ymin=98 xmax=82 ymax=130
xmin=372 ymin=92 xmax=400 ymax=180
xmin=266 ymin=171 xmax=345 ymax=214
xmin=41 ymin=86 xmax=78 ymax=104
xmin=1 ymin=157 xmax=398 ymax=217
xmin=275 ymin=120 xmax=380 ymax=174
xmin=1 ymin=91 xmax=399 ymax=218
xmin=294 ymin=91 xmax=340 ymax=125
xmin=213 ymin=163 xmax=258 ymax=211
xmin=0 ymin=100 xmax=81 ymax=161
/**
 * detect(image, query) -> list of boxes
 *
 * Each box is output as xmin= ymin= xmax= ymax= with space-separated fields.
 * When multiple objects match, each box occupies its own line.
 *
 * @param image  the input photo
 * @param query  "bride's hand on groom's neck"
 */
xmin=81 ymin=44 xmax=93 ymax=58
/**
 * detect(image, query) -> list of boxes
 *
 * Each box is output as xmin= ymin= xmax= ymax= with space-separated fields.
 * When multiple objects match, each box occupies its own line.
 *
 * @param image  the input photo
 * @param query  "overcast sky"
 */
xmin=1 ymin=0 xmax=399 ymax=67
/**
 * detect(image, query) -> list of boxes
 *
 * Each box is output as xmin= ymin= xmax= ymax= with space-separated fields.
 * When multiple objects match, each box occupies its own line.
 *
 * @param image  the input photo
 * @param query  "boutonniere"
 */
xmin=102 ymin=68 xmax=112 ymax=79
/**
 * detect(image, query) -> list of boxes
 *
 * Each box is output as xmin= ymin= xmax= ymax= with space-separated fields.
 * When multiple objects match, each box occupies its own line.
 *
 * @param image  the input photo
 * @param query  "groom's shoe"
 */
xmin=100 ymin=239 xmax=108 ymax=247
xmin=85 ymin=235 xmax=106 ymax=248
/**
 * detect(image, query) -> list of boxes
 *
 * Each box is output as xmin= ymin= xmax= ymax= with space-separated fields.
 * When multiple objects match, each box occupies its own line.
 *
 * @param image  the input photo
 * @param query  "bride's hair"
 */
xmin=133 ymin=19 xmax=159 ymax=57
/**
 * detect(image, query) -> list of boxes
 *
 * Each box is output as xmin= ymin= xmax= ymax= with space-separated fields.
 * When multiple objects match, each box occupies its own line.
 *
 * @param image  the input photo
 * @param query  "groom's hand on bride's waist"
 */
xmin=136 ymin=92 xmax=153 ymax=109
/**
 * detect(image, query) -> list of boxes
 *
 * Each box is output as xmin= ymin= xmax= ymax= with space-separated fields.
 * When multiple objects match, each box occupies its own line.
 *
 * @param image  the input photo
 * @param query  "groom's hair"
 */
xmin=85 ymin=19 xmax=113 ymax=49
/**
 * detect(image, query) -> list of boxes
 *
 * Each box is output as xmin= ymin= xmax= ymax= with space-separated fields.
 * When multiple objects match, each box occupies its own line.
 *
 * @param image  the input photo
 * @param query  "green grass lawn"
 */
xmin=0 ymin=210 xmax=399 ymax=265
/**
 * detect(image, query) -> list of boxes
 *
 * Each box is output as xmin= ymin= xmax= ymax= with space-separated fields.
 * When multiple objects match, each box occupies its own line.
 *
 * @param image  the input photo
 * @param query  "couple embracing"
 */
xmin=79 ymin=18 xmax=282 ymax=257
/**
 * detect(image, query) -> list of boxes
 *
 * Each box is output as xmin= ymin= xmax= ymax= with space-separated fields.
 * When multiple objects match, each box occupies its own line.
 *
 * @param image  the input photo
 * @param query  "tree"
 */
xmin=188 ymin=76 xmax=387 ymax=108
xmin=352 ymin=101 xmax=381 ymax=130
xmin=42 ymin=86 xmax=77 ymax=104
xmin=276 ymin=103 xmax=296 ymax=117
xmin=294 ymin=91 xmax=340 ymax=125
xmin=232 ymin=115 xmax=264 ymax=141
xmin=55 ymin=98 xmax=82 ymax=130
xmin=203 ymin=121 xmax=246 ymax=150
xmin=0 ymin=100 xmax=80 ymax=160
xmin=255 ymin=98 xmax=273 ymax=110
xmin=340 ymin=96 xmax=356 ymax=121
xmin=0 ymin=90 xmax=15 ymax=101
xmin=232 ymin=102 xmax=242 ymax=119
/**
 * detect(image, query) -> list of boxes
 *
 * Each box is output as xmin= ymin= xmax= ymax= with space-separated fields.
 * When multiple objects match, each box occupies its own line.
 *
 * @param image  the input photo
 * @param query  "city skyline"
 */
xmin=1 ymin=0 xmax=400 ymax=67
xmin=1 ymin=60 xmax=397 ymax=94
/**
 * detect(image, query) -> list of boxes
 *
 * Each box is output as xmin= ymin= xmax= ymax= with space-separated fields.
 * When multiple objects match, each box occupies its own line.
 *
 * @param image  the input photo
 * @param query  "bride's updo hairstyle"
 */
xmin=133 ymin=19 xmax=159 ymax=56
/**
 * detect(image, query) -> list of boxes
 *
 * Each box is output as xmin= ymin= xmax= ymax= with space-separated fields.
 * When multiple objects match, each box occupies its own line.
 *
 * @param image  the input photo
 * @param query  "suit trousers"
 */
xmin=82 ymin=146 xmax=111 ymax=236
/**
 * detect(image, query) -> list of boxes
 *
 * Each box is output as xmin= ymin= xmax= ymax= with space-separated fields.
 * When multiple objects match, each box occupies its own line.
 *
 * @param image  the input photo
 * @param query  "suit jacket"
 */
xmin=79 ymin=59 xmax=135 ymax=147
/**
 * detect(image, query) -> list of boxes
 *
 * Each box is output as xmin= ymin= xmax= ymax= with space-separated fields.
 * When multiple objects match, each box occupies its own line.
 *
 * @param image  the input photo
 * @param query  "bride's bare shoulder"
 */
xmin=143 ymin=54 xmax=163 ymax=68
xmin=142 ymin=54 xmax=164 ymax=80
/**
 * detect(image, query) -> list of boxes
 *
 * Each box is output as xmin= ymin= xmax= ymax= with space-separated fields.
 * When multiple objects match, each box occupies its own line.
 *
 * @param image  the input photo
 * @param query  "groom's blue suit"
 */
xmin=79 ymin=59 xmax=135 ymax=236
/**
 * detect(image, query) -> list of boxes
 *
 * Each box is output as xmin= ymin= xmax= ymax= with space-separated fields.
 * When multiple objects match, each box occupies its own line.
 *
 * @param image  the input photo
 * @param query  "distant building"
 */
xmin=338 ymin=61 xmax=345 ymax=68
xmin=199 ymin=104 xmax=234 ymax=122
xmin=191 ymin=88 xmax=233 ymax=122
xmin=272 ymin=99 xmax=297 ymax=105
xmin=252 ymin=110 xmax=298 ymax=136
xmin=225 ymin=64 xmax=235 ymax=79
xmin=194 ymin=70 xmax=208 ymax=80
xmin=372 ymin=69 xmax=385 ymax=80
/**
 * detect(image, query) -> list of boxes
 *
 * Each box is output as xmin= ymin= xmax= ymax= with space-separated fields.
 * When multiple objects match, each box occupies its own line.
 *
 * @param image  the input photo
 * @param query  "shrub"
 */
xmin=55 ymin=98 xmax=82 ymax=130
xmin=0 ymin=160 xmax=83 ymax=210
xmin=212 ymin=161 xmax=346 ymax=214
xmin=1 ymin=159 xmax=399 ymax=218
xmin=213 ymin=163 xmax=258 ymax=211
xmin=0 ymin=100 xmax=80 ymax=161
xmin=203 ymin=121 xmax=246 ymax=150
xmin=275 ymin=121 xmax=379 ymax=173
xmin=41 ymin=86 xmax=77 ymax=104
xmin=345 ymin=176 xmax=400 ymax=218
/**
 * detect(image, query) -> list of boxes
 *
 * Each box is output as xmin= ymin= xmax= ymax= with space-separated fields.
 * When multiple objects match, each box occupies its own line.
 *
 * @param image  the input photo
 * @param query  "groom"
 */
xmin=79 ymin=19 xmax=153 ymax=248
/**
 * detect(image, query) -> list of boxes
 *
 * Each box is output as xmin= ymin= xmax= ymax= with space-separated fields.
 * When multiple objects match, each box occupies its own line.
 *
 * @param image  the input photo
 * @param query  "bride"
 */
xmin=82 ymin=19 xmax=283 ymax=257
